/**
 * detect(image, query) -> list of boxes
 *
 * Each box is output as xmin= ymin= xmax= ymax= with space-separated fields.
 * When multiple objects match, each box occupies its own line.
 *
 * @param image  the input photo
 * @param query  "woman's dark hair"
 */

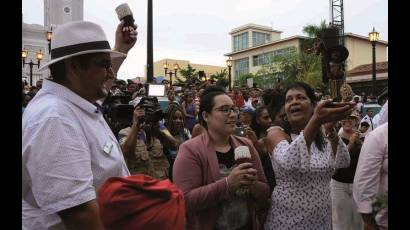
xmin=285 ymin=82 xmax=325 ymax=151
xmin=285 ymin=82 xmax=317 ymax=105
xmin=262 ymin=89 xmax=273 ymax=106
xmin=165 ymin=104 xmax=185 ymax=136
xmin=264 ymin=87 xmax=285 ymax=120
xmin=251 ymin=106 xmax=268 ymax=139
xmin=198 ymin=85 xmax=227 ymax=129
xmin=242 ymin=91 xmax=249 ymax=101
xmin=184 ymin=91 xmax=194 ymax=102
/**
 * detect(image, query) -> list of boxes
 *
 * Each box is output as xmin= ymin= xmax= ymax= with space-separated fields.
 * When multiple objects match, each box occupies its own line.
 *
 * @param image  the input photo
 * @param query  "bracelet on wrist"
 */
xmin=113 ymin=47 xmax=128 ymax=55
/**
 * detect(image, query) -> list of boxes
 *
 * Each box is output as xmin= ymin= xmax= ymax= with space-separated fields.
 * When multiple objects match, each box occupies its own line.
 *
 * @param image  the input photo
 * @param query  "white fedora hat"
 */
xmin=38 ymin=21 xmax=126 ymax=71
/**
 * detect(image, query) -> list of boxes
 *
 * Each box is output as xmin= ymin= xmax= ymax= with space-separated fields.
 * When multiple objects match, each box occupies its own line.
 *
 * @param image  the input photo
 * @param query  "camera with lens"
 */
xmin=136 ymin=96 xmax=164 ymax=125
xmin=102 ymin=93 xmax=134 ymax=136
xmin=104 ymin=94 xmax=133 ymax=121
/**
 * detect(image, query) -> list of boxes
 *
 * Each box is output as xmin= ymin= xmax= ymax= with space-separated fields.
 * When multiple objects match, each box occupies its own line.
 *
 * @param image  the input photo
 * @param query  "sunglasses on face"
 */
xmin=213 ymin=105 xmax=239 ymax=115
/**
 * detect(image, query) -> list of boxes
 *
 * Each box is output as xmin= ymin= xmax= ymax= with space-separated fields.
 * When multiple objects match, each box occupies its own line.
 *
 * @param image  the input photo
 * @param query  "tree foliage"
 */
xmin=254 ymin=51 xmax=325 ymax=89
xmin=302 ymin=20 xmax=328 ymax=38
xmin=234 ymin=73 xmax=255 ymax=88
xmin=210 ymin=69 xmax=229 ymax=88
xmin=175 ymin=64 xmax=201 ymax=87
xmin=300 ymin=20 xmax=330 ymax=53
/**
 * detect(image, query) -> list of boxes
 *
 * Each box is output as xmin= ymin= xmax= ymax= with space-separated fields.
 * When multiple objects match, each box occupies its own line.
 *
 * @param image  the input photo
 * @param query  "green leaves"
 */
xmin=253 ymin=51 xmax=324 ymax=89
xmin=234 ymin=73 xmax=255 ymax=87
xmin=372 ymin=192 xmax=388 ymax=214
xmin=302 ymin=20 xmax=328 ymax=38
xmin=175 ymin=64 xmax=201 ymax=87
xmin=210 ymin=69 xmax=229 ymax=88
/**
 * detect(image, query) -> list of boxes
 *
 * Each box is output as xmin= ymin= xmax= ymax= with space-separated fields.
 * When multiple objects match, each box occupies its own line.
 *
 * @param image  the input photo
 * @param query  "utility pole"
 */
xmin=147 ymin=0 xmax=153 ymax=83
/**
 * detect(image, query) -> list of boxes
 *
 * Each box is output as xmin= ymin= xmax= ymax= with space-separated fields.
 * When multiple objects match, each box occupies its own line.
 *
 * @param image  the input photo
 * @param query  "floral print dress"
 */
xmin=264 ymin=131 xmax=350 ymax=230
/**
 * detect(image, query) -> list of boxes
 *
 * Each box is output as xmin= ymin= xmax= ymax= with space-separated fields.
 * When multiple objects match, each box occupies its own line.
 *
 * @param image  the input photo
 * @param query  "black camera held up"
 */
xmin=136 ymin=96 xmax=164 ymax=125
xmin=102 ymin=93 xmax=134 ymax=137
xmin=103 ymin=94 xmax=133 ymax=123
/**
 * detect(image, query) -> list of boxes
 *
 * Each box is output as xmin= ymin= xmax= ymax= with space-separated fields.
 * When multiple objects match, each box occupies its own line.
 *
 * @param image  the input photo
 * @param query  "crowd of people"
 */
xmin=22 ymin=18 xmax=388 ymax=230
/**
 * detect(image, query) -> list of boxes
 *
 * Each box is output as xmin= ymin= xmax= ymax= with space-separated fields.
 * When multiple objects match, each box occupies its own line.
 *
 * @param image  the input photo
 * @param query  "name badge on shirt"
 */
xmin=103 ymin=142 xmax=113 ymax=155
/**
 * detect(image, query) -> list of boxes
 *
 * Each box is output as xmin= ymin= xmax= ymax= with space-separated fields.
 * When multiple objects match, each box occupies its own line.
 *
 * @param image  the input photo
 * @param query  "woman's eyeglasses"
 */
xmin=214 ymin=105 xmax=239 ymax=115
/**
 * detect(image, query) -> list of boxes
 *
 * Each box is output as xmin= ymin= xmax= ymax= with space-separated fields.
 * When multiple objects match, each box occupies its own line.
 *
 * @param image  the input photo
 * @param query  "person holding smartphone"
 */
xmin=331 ymin=112 xmax=364 ymax=230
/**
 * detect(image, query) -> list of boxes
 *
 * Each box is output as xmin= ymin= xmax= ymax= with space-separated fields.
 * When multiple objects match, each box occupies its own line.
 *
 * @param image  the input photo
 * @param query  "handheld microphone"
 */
xmin=115 ymin=3 xmax=136 ymax=43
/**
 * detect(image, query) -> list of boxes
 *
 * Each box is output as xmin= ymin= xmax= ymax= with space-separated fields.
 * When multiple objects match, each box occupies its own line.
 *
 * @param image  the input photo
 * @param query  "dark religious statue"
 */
xmin=314 ymin=40 xmax=350 ymax=100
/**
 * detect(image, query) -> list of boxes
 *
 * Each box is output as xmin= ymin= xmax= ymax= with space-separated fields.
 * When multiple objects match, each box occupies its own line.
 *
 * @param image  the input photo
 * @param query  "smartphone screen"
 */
xmin=235 ymin=127 xmax=245 ymax=137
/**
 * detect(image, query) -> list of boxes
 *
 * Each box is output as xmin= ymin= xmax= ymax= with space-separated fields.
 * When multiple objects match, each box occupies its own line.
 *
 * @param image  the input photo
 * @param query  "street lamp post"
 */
xmin=163 ymin=62 xmax=179 ymax=86
xmin=46 ymin=27 xmax=53 ymax=54
xmin=226 ymin=57 xmax=232 ymax=91
xmin=147 ymin=0 xmax=154 ymax=83
xmin=201 ymin=75 xmax=209 ymax=83
xmin=369 ymin=27 xmax=379 ymax=96
xmin=22 ymin=49 xmax=44 ymax=86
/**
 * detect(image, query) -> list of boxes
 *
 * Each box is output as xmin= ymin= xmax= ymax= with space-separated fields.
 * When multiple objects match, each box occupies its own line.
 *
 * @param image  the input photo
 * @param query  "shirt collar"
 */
xmin=42 ymin=79 xmax=101 ymax=117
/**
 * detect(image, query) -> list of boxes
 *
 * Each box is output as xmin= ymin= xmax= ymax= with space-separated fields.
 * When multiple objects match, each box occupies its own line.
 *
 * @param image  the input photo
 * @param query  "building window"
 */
xmin=233 ymin=32 xmax=248 ymax=52
xmin=252 ymin=32 xmax=271 ymax=47
xmin=252 ymin=46 xmax=297 ymax=67
xmin=234 ymin=57 xmax=249 ymax=77
xmin=273 ymin=46 xmax=297 ymax=56
xmin=253 ymin=52 xmax=272 ymax=66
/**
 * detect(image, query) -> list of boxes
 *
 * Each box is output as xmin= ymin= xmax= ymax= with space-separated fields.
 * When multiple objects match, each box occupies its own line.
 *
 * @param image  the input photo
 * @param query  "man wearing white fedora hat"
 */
xmin=22 ymin=20 xmax=137 ymax=230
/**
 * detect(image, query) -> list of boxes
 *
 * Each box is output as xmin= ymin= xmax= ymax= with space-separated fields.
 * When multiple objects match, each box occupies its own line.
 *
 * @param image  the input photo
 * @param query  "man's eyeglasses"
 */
xmin=214 ymin=105 xmax=239 ymax=115
xmin=92 ymin=59 xmax=113 ymax=71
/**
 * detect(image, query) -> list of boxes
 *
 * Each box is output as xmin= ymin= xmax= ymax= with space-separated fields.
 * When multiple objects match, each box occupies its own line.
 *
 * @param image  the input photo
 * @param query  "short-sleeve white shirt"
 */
xmin=22 ymin=80 xmax=130 ymax=229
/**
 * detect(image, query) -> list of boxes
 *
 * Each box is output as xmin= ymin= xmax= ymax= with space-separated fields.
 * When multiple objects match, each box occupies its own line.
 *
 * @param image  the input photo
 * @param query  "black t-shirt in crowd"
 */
xmin=216 ymin=147 xmax=235 ymax=169
xmin=215 ymin=147 xmax=252 ymax=230
xmin=332 ymin=137 xmax=362 ymax=184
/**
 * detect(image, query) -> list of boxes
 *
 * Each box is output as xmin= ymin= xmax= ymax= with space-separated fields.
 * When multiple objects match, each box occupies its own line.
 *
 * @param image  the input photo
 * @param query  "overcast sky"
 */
xmin=22 ymin=0 xmax=387 ymax=80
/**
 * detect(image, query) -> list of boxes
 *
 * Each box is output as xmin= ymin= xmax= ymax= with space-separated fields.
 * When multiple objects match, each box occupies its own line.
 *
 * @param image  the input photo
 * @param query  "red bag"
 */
xmin=98 ymin=174 xmax=185 ymax=230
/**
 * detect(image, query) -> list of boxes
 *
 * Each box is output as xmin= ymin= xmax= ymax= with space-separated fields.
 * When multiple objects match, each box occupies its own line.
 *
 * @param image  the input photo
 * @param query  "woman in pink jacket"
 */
xmin=173 ymin=85 xmax=270 ymax=230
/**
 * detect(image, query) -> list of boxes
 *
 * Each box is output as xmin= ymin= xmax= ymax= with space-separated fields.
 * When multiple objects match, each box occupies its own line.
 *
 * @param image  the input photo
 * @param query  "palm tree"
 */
xmin=301 ymin=20 xmax=330 ymax=53
xmin=302 ymin=20 xmax=329 ymax=38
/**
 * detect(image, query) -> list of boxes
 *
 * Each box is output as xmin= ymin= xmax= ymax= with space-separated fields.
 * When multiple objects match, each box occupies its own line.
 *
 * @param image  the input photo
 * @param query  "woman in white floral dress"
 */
xmin=264 ymin=82 xmax=354 ymax=230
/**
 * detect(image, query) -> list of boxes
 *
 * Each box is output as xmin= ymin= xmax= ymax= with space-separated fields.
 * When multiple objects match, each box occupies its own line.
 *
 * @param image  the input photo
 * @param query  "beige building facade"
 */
xmin=344 ymin=33 xmax=388 ymax=71
xmin=225 ymin=24 xmax=388 ymax=83
xmin=149 ymin=59 xmax=226 ymax=83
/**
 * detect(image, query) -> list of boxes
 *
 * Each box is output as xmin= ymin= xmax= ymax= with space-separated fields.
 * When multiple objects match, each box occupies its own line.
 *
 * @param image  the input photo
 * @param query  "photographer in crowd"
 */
xmin=119 ymin=97 xmax=177 ymax=179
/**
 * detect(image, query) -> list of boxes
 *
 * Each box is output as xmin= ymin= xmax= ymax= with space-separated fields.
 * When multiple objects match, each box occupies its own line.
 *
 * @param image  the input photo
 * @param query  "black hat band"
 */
xmin=51 ymin=41 xmax=111 ymax=59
